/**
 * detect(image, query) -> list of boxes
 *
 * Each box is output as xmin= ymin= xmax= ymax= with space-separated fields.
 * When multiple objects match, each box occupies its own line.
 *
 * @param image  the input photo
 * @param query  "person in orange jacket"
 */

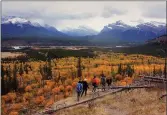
xmin=92 ymin=76 xmax=98 ymax=92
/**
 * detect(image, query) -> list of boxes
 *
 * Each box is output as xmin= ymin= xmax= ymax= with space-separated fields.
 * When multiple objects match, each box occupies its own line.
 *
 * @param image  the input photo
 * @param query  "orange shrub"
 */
xmin=124 ymin=77 xmax=133 ymax=85
xmin=23 ymin=101 xmax=29 ymax=106
xmin=37 ymin=88 xmax=44 ymax=96
xmin=2 ymin=95 xmax=11 ymax=103
xmin=25 ymin=85 xmax=32 ymax=92
xmin=72 ymin=82 xmax=77 ymax=88
xmin=8 ymin=93 xmax=16 ymax=101
xmin=44 ymin=80 xmax=51 ymax=85
xmin=45 ymin=99 xmax=54 ymax=108
xmin=120 ymin=81 xmax=127 ymax=86
xmin=44 ymin=85 xmax=52 ymax=93
xmin=65 ymin=79 xmax=72 ymax=86
xmin=52 ymin=87 xmax=60 ymax=94
xmin=64 ymin=92 xmax=69 ymax=98
xmin=115 ymin=74 xmax=123 ymax=81
xmin=59 ymin=85 xmax=65 ymax=92
xmin=9 ymin=111 xmax=19 ymax=115
xmin=65 ymin=85 xmax=73 ymax=92
xmin=2 ymin=106 xmax=7 ymax=115
xmin=73 ymin=78 xmax=79 ymax=82
xmin=31 ymin=83 xmax=39 ymax=88
xmin=46 ymin=81 xmax=55 ymax=88
xmin=34 ymin=96 xmax=45 ymax=105
xmin=11 ymin=103 xmax=22 ymax=111
xmin=23 ymin=92 xmax=32 ymax=100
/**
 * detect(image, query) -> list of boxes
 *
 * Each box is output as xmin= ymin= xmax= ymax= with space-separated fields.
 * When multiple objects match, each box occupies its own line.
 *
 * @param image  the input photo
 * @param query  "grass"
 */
xmin=55 ymin=88 xmax=166 ymax=115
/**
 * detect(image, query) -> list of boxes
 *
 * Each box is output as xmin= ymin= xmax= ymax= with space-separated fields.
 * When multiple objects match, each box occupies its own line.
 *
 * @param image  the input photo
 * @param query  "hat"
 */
xmin=84 ymin=78 xmax=87 ymax=81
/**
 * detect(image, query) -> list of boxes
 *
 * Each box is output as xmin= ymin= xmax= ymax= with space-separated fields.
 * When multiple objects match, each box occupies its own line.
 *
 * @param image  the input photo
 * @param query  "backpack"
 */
xmin=76 ymin=83 xmax=83 ymax=92
xmin=92 ymin=78 xmax=97 ymax=86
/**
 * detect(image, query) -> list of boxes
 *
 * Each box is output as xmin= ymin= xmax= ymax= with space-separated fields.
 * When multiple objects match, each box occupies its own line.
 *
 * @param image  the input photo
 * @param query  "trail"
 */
xmin=33 ymin=76 xmax=166 ymax=115
xmin=34 ymin=85 xmax=155 ymax=115
xmin=35 ymin=88 xmax=122 ymax=115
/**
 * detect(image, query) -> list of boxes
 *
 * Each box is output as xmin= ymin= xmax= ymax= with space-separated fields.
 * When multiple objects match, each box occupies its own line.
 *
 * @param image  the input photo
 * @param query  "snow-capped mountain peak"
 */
xmin=137 ymin=21 xmax=166 ymax=28
xmin=2 ymin=16 xmax=30 ymax=24
xmin=2 ymin=16 xmax=44 ymax=28
xmin=115 ymin=20 xmax=125 ymax=25
xmin=102 ymin=20 xmax=133 ymax=33
xmin=101 ymin=20 xmax=166 ymax=34
xmin=149 ymin=21 xmax=166 ymax=27
xmin=62 ymin=25 xmax=98 ymax=36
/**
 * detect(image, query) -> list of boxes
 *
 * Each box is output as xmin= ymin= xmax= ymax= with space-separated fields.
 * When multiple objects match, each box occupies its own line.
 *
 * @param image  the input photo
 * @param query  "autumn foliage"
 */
xmin=1 ymin=52 xmax=164 ymax=114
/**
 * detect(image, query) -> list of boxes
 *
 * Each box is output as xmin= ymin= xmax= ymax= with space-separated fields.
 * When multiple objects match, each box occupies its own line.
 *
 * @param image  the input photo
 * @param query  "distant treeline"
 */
xmin=111 ymin=44 xmax=167 ymax=58
xmin=2 ymin=48 xmax=95 ymax=62
xmin=2 ymin=37 xmax=95 ymax=46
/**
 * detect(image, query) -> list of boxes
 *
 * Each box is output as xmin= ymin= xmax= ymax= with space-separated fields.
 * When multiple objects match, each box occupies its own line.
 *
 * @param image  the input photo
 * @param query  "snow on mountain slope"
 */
xmin=62 ymin=26 xmax=98 ymax=36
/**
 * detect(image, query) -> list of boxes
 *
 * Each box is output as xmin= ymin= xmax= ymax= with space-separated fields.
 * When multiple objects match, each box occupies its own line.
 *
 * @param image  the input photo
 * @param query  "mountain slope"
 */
xmin=1 ymin=16 xmax=67 ymax=38
xmin=147 ymin=34 xmax=167 ymax=44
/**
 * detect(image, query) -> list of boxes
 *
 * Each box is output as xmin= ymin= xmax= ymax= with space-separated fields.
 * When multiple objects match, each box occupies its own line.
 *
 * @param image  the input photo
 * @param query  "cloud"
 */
xmin=50 ymin=13 xmax=96 ymax=20
xmin=130 ymin=19 xmax=144 ymax=23
xmin=3 ymin=9 xmax=95 ymax=21
xmin=140 ymin=2 xmax=166 ymax=19
xmin=2 ymin=1 xmax=166 ymax=31
xmin=101 ymin=7 xmax=127 ymax=18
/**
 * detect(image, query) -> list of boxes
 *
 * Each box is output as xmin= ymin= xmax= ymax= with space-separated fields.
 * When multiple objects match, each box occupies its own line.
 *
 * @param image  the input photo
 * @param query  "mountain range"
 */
xmin=2 ymin=16 xmax=68 ymax=38
xmin=1 ymin=16 xmax=167 ymax=45
xmin=94 ymin=20 xmax=166 ymax=43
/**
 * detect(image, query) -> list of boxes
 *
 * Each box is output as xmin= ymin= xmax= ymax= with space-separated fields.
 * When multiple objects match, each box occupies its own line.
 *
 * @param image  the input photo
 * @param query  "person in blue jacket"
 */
xmin=76 ymin=80 xmax=83 ymax=101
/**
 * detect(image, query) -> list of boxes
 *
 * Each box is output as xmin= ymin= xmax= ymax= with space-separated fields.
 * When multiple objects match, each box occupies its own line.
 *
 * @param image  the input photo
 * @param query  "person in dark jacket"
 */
xmin=106 ymin=77 xmax=112 ymax=89
xmin=81 ymin=79 xmax=89 ymax=97
xmin=101 ymin=74 xmax=106 ymax=91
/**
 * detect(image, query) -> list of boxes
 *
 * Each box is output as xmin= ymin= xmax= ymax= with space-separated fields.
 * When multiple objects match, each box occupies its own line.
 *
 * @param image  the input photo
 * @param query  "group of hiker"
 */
xmin=76 ymin=74 xmax=112 ymax=101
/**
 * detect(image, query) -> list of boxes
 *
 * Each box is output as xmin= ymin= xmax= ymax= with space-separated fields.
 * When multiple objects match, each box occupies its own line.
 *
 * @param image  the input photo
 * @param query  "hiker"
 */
xmin=101 ymin=74 xmax=106 ymax=91
xmin=81 ymin=79 xmax=89 ymax=97
xmin=92 ymin=76 xmax=98 ymax=92
xmin=76 ymin=80 xmax=83 ymax=101
xmin=106 ymin=77 xmax=112 ymax=90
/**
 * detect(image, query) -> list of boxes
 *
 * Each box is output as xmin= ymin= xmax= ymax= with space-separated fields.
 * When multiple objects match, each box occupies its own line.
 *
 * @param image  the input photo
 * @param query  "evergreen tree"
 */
xmin=118 ymin=63 xmax=122 ymax=74
xmin=158 ymin=68 xmax=163 ymax=76
xmin=6 ymin=65 xmax=12 ymax=93
xmin=1 ymin=65 xmax=6 ymax=95
xmin=153 ymin=66 xmax=156 ymax=76
xmin=12 ymin=63 xmax=18 ymax=91
xmin=43 ymin=64 xmax=48 ymax=80
xmin=39 ymin=64 xmax=44 ymax=87
xmin=19 ymin=63 xmax=24 ymax=75
xmin=126 ymin=64 xmax=134 ymax=77
xmin=77 ymin=57 xmax=82 ymax=78
xmin=39 ymin=65 xmax=43 ymax=76
xmin=148 ymin=59 xmax=151 ymax=65
xmin=164 ymin=58 xmax=167 ymax=78
xmin=24 ymin=64 xmax=28 ymax=74
xmin=47 ymin=59 xmax=52 ymax=79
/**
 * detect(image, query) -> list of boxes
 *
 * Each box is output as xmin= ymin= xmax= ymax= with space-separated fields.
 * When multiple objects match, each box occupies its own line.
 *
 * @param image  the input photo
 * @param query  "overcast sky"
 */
xmin=2 ymin=1 xmax=166 ymax=31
